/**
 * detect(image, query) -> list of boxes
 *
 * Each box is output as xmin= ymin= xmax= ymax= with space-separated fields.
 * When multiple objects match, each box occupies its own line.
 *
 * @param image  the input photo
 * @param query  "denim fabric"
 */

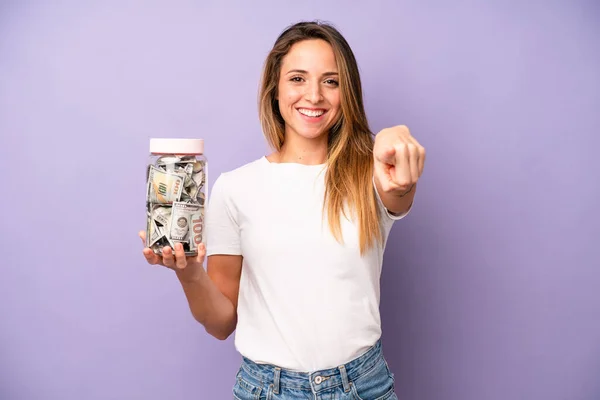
xmin=232 ymin=339 xmax=397 ymax=400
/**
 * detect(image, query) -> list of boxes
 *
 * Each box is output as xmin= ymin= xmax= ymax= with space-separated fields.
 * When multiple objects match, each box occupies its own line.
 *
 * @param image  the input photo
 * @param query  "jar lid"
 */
xmin=150 ymin=138 xmax=204 ymax=155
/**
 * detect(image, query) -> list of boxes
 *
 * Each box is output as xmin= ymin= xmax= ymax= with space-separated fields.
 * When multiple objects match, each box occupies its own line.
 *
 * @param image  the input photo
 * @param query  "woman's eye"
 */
xmin=325 ymin=79 xmax=339 ymax=86
xmin=290 ymin=76 xmax=303 ymax=82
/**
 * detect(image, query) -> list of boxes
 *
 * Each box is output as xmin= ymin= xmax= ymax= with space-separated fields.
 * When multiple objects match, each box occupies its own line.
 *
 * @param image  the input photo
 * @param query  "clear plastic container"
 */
xmin=145 ymin=138 xmax=207 ymax=256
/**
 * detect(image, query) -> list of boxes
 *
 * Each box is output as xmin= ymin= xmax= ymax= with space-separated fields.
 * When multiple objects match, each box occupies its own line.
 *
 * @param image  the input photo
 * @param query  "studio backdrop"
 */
xmin=0 ymin=1 xmax=598 ymax=399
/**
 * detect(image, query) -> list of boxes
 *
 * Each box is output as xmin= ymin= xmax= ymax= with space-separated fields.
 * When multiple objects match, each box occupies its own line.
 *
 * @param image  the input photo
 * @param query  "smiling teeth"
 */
xmin=299 ymin=109 xmax=325 ymax=117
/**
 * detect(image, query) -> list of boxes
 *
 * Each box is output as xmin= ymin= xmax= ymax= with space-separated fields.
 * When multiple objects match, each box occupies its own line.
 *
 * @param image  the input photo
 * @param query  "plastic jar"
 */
xmin=145 ymin=138 xmax=207 ymax=256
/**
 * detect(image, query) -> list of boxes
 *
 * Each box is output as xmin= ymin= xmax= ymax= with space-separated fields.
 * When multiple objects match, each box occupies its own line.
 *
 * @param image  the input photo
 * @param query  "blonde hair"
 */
xmin=258 ymin=21 xmax=382 ymax=255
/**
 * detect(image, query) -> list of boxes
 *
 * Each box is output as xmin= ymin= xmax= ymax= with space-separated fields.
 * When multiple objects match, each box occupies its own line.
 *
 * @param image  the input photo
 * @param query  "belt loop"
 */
xmin=338 ymin=365 xmax=350 ymax=393
xmin=273 ymin=367 xmax=281 ymax=394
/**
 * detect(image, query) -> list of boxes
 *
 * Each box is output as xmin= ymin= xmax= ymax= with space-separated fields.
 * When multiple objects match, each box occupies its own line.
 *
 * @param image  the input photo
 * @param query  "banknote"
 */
xmin=169 ymin=202 xmax=201 ymax=242
xmin=192 ymin=169 xmax=205 ymax=189
xmin=189 ymin=206 xmax=205 ymax=251
xmin=147 ymin=217 xmax=163 ymax=247
xmin=157 ymin=156 xmax=182 ymax=165
xmin=147 ymin=165 xmax=185 ymax=204
xmin=158 ymin=224 xmax=176 ymax=248
xmin=174 ymin=164 xmax=193 ymax=187
xmin=152 ymin=205 xmax=171 ymax=226
xmin=158 ymin=155 xmax=196 ymax=164
xmin=192 ymin=160 xmax=204 ymax=173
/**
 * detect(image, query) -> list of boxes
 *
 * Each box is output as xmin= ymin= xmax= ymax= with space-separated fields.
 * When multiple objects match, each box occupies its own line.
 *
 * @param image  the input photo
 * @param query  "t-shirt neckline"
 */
xmin=261 ymin=155 xmax=327 ymax=169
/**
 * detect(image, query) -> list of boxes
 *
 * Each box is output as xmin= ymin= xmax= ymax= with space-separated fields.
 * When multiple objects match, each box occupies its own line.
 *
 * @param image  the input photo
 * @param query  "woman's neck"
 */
xmin=272 ymin=130 xmax=328 ymax=165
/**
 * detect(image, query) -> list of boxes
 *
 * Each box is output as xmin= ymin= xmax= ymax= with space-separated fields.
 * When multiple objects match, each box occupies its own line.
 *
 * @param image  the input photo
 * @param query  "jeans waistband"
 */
xmin=239 ymin=339 xmax=383 ymax=394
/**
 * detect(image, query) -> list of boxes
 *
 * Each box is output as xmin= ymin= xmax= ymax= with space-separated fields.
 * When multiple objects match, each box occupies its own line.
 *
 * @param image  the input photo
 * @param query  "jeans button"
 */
xmin=314 ymin=376 xmax=323 ymax=384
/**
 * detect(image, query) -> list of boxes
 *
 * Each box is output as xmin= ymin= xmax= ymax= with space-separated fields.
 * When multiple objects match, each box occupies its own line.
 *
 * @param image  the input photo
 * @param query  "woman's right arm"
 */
xmin=139 ymin=231 xmax=242 ymax=341
xmin=177 ymin=254 xmax=243 ymax=340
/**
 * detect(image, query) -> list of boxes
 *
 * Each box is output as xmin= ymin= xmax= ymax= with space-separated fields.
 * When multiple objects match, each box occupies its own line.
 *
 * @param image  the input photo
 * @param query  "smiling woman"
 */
xmin=276 ymin=39 xmax=341 ymax=142
xmin=140 ymin=19 xmax=425 ymax=400
xmin=256 ymin=22 xmax=422 ymax=259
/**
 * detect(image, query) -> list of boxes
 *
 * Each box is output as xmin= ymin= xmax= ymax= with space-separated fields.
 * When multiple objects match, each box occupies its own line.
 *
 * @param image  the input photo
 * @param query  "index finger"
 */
xmin=143 ymin=247 xmax=163 ymax=266
xmin=375 ymin=145 xmax=396 ymax=166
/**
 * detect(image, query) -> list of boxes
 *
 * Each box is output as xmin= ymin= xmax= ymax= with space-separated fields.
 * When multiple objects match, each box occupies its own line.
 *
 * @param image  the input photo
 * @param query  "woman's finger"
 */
xmin=174 ymin=243 xmax=187 ymax=270
xmin=408 ymin=143 xmax=420 ymax=182
xmin=143 ymin=247 xmax=162 ymax=265
xmin=375 ymin=145 xmax=396 ymax=166
xmin=393 ymin=143 xmax=412 ymax=187
xmin=139 ymin=230 xmax=146 ymax=245
xmin=162 ymin=246 xmax=176 ymax=269
xmin=407 ymin=136 xmax=426 ymax=177
xmin=196 ymin=243 xmax=206 ymax=264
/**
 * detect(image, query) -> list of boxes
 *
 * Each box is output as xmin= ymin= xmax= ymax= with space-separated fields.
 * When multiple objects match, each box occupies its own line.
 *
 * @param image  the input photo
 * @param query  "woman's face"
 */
xmin=277 ymin=39 xmax=341 ymax=142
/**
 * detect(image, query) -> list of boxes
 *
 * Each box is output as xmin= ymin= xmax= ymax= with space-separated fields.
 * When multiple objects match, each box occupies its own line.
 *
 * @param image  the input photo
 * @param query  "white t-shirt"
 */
xmin=204 ymin=156 xmax=410 ymax=372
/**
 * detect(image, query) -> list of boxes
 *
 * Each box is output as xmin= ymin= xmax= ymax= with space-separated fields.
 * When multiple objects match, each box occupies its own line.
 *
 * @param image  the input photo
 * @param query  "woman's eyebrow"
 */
xmin=285 ymin=69 xmax=339 ymax=76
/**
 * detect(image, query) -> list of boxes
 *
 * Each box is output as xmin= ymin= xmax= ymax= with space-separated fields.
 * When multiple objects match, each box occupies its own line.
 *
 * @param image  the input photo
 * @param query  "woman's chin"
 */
xmin=294 ymin=126 xmax=329 ymax=140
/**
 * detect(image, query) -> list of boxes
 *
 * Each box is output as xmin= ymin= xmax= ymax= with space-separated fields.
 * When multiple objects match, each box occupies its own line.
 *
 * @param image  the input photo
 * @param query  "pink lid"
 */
xmin=149 ymin=138 xmax=204 ymax=155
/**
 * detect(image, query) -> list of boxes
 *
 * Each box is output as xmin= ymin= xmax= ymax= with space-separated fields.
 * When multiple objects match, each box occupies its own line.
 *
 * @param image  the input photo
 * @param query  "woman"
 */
xmin=140 ymin=20 xmax=425 ymax=399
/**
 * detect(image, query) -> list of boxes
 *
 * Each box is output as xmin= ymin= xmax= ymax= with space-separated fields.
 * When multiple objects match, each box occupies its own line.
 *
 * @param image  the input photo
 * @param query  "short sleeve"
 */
xmin=204 ymin=173 xmax=242 ymax=256
xmin=372 ymin=175 xmax=413 ymax=221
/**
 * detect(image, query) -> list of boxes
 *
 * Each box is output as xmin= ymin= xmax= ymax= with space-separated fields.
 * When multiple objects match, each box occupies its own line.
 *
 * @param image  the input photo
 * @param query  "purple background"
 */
xmin=1 ymin=1 xmax=599 ymax=399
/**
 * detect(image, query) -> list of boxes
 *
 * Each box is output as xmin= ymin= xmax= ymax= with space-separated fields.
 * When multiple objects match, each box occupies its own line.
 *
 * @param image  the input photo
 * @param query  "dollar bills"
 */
xmin=145 ymin=155 xmax=206 ymax=256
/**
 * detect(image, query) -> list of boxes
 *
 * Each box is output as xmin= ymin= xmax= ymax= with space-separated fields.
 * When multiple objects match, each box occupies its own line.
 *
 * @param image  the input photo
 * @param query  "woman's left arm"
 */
xmin=373 ymin=125 xmax=426 ymax=215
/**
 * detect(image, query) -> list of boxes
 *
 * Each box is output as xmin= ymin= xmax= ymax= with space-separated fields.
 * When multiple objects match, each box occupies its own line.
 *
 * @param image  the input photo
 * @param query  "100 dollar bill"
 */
xmin=170 ymin=202 xmax=204 ymax=249
xmin=147 ymin=165 xmax=185 ymax=204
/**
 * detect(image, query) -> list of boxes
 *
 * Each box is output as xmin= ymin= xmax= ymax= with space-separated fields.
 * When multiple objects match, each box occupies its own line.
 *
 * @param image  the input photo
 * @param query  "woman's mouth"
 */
xmin=297 ymin=108 xmax=327 ymax=122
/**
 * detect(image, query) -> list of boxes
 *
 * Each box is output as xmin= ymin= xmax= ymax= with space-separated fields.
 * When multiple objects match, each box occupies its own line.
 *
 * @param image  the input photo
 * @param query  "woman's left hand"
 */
xmin=373 ymin=125 xmax=426 ymax=196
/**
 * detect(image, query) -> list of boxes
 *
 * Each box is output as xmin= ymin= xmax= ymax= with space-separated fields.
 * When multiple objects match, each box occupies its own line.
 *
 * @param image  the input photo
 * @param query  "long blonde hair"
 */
xmin=258 ymin=21 xmax=382 ymax=255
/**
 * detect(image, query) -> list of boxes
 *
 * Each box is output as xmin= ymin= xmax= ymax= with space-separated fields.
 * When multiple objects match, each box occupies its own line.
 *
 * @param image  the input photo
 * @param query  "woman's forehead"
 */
xmin=281 ymin=39 xmax=337 ymax=72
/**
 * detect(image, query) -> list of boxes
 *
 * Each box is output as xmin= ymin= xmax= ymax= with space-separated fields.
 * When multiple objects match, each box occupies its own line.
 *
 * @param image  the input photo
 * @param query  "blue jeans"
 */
xmin=232 ymin=339 xmax=397 ymax=400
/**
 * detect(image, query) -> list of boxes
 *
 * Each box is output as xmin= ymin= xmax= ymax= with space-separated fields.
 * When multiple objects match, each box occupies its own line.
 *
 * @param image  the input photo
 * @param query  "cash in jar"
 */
xmin=145 ymin=138 xmax=207 ymax=256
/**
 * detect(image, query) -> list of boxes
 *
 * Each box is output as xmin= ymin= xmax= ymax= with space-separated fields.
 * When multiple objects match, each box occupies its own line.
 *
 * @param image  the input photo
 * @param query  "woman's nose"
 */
xmin=304 ymin=81 xmax=323 ymax=104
